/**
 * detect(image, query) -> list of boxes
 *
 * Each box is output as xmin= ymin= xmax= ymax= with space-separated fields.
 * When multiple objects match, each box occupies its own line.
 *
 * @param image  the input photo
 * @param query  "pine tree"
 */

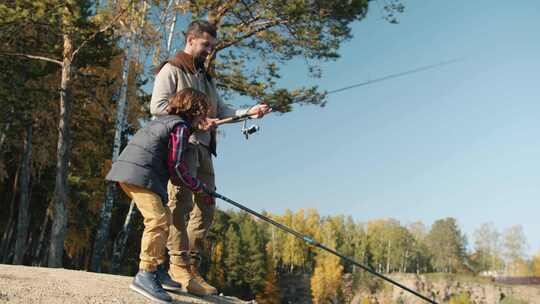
xmin=240 ymin=216 xmax=267 ymax=296
xmin=223 ymin=224 xmax=246 ymax=294
xmin=206 ymin=210 xmax=231 ymax=289
xmin=255 ymin=243 xmax=282 ymax=304
xmin=425 ymin=218 xmax=467 ymax=273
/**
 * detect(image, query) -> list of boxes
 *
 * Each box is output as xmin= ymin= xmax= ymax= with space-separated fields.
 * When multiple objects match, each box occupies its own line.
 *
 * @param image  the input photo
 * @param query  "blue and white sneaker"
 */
xmin=129 ymin=270 xmax=172 ymax=303
xmin=156 ymin=264 xmax=182 ymax=291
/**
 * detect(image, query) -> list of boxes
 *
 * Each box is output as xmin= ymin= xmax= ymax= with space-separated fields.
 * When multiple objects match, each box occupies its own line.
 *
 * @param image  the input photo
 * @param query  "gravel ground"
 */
xmin=0 ymin=264 xmax=251 ymax=304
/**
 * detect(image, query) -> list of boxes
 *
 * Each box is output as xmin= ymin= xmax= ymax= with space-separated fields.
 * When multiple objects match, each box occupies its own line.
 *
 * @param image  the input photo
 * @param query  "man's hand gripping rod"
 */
xmin=207 ymin=190 xmax=439 ymax=304
xmin=214 ymin=111 xmax=263 ymax=139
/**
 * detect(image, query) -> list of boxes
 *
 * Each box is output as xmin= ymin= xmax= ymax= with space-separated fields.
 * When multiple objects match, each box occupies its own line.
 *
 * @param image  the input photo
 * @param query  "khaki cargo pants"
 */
xmin=167 ymin=143 xmax=215 ymax=266
xmin=119 ymin=182 xmax=171 ymax=272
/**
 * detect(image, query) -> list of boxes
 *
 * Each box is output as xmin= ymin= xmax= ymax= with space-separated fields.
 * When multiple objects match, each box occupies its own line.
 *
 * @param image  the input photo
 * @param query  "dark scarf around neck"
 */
xmin=155 ymin=51 xmax=212 ymax=81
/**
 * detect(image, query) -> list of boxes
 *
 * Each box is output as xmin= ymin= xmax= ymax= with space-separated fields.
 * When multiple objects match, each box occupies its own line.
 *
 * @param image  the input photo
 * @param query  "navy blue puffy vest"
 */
xmin=106 ymin=115 xmax=187 ymax=203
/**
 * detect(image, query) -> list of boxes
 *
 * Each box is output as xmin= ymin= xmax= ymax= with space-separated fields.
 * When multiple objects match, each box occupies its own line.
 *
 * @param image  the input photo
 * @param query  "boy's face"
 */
xmin=186 ymin=32 xmax=217 ymax=62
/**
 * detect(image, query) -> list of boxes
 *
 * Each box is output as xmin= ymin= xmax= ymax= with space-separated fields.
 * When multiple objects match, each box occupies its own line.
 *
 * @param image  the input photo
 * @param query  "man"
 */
xmin=150 ymin=20 xmax=271 ymax=296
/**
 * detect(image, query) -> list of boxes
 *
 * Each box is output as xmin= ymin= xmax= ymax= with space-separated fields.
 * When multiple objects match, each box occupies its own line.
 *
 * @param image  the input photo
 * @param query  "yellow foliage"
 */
xmin=532 ymin=249 xmax=540 ymax=276
xmin=508 ymin=258 xmax=532 ymax=276
xmin=311 ymin=257 xmax=343 ymax=304
xmin=311 ymin=221 xmax=343 ymax=304
xmin=280 ymin=209 xmax=305 ymax=269
xmin=208 ymin=241 xmax=225 ymax=288
xmin=448 ymin=292 xmax=472 ymax=304
xmin=65 ymin=226 xmax=91 ymax=259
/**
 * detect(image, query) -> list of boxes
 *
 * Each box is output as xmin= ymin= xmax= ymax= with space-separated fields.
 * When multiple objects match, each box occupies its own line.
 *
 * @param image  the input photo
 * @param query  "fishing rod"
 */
xmin=213 ymin=58 xmax=462 ymax=139
xmin=208 ymin=190 xmax=439 ymax=304
xmin=214 ymin=112 xmax=254 ymax=125
xmin=284 ymin=58 xmax=463 ymax=106
xmin=324 ymin=58 xmax=463 ymax=95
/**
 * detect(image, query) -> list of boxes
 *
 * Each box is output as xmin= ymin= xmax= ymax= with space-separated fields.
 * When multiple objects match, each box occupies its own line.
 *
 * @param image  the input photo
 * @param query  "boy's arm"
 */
xmin=167 ymin=124 xmax=203 ymax=192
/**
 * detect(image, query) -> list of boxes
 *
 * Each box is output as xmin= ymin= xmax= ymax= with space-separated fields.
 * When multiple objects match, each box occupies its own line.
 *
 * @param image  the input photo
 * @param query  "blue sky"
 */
xmin=158 ymin=1 xmax=540 ymax=255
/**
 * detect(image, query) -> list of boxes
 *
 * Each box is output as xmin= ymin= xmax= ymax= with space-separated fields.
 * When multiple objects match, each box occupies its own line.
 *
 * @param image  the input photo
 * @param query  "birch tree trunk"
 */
xmin=0 ymin=104 xmax=14 ymax=153
xmin=13 ymin=122 xmax=32 ymax=264
xmin=32 ymin=203 xmax=51 ymax=266
xmin=1 ymin=224 xmax=15 ymax=263
xmin=1 ymin=226 xmax=15 ymax=263
xmin=111 ymin=201 xmax=138 ymax=273
xmin=109 ymin=0 xmax=163 ymax=273
xmin=0 ymin=224 xmax=12 ymax=261
xmin=166 ymin=0 xmax=180 ymax=56
xmin=416 ymin=254 xmax=420 ymax=274
xmin=90 ymin=35 xmax=132 ymax=272
xmin=48 ymin=30 xmax=73 ymax=268
xmin=386 ymin=240 xmax=391 ymax=273
xmin=0 ymin=166 xmax=19 ymax=262
xmin=401 ymin=248 xmax=409 ymax=273
xmin=0 ymin=121 xmax=10 ymax=152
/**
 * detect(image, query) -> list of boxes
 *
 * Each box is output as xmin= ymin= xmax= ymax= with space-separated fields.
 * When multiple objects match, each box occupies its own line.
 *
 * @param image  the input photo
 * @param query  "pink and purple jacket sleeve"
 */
xmin=167 ymin=124 xmax=203 ymax=193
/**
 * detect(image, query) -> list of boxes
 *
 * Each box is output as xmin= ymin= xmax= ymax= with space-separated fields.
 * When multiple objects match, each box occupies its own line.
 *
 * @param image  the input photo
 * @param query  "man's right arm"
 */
xmin=150 ymin=63 xmax=178 ymax=116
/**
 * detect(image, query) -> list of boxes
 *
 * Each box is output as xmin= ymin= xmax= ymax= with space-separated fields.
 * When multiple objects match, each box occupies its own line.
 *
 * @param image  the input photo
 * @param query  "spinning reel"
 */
xmin=241 ymin=118 xmax=260 ymax=140
xmin=214 ymin=105 xmax=267 ymax=140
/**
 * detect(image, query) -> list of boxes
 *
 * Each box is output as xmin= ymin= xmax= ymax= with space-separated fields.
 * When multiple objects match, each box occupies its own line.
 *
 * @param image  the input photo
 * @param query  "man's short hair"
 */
xmin=185 ymin=20 xmax=217 ymax=42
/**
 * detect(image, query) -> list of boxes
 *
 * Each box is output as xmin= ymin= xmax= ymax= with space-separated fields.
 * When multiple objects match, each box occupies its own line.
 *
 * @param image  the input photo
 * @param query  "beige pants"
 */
xmin=119 ymin=183 xmax=171 ymax=272
xmin=167 ymin=144 xmax=216 ymax=266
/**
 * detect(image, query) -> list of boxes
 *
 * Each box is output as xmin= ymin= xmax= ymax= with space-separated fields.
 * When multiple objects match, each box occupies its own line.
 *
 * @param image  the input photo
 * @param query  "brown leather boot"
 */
xmin=168 ymin=263 xmax=208 ymax=297
xmin=190 ymin=263 xmax=218 ymax=295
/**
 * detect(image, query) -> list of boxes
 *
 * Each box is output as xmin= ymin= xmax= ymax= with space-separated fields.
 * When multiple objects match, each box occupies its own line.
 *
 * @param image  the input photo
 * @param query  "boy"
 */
xmin=106 ymin=88 xmax=214 ymax=303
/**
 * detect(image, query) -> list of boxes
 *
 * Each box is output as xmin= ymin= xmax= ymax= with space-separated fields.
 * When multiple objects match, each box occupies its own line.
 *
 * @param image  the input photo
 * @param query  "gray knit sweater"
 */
xmin=150 ymin=61 xmax=248 ymax=149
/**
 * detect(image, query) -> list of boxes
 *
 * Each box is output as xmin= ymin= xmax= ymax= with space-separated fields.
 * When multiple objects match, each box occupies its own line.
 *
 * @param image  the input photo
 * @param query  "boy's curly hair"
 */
xmin=166 ymin=88 xmax=208 ymax=121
